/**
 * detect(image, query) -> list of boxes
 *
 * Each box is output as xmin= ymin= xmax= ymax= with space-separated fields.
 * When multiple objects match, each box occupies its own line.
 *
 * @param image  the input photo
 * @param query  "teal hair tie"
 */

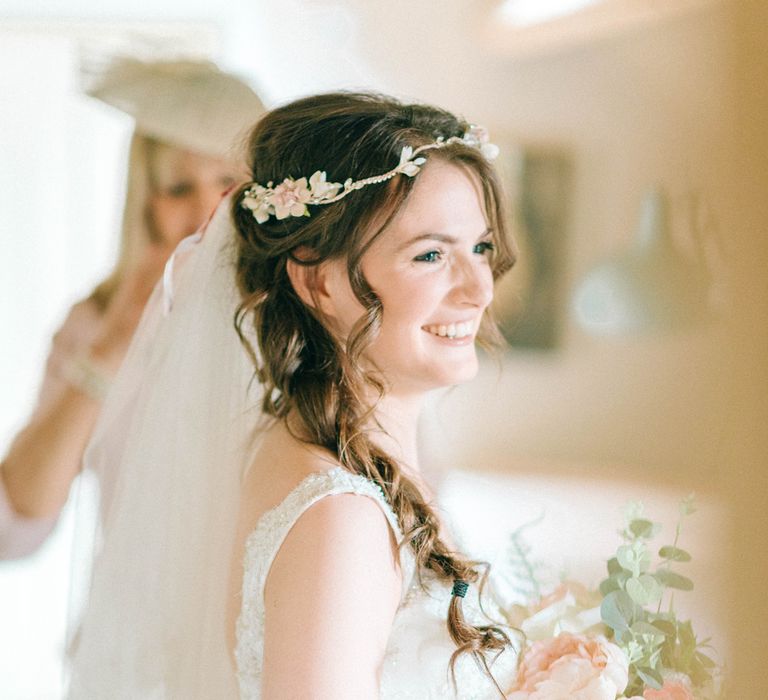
xmin=451 ymin=580 xmax=469 ymax=598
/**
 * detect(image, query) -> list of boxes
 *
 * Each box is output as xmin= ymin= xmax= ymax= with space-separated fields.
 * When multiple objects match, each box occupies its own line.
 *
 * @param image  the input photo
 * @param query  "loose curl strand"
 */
xmin=231 ymin=92 xmax=518 ymax=695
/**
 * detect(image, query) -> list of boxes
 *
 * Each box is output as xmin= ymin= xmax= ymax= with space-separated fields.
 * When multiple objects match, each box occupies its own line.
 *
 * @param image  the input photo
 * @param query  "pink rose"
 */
xmin=643 ymin=681 xmax=695 ymax=700
xmin=508 ymin=632 xmax=629 ymax=700
xmin=270 ymin=177 xmax=311 ymax=219
xmin=519 ymin=582 xmax=604 ymax=641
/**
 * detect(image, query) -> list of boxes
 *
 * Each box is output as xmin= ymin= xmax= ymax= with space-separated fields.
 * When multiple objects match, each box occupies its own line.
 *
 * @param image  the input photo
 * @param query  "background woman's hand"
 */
xmin=89 ymin=242 xmax=173 ymax=372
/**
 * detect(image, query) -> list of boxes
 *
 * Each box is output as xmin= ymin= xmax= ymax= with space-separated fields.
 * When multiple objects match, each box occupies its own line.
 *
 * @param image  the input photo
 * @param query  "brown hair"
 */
xmin=232 ymin=92 xmax=517 ymax=691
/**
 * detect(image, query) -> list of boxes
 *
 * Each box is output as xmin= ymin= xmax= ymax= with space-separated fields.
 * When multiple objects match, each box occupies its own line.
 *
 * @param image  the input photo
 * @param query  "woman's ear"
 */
xmin=286 ymin=255 xmax=325 ymax=311
xmin=286 ymin=253 xmax=356 ymax=325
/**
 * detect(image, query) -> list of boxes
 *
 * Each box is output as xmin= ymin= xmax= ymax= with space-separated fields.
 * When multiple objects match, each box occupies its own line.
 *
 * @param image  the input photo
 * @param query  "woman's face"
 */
xmin=326 ymin=160 xmax=496 ymax=396
xmin=147 ymin=145 xmax=243 ymax=247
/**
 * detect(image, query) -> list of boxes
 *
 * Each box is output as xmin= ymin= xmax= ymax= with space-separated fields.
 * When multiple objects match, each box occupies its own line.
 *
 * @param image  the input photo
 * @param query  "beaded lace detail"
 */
xmin=235 ymin=466 xmax=519 ymax=699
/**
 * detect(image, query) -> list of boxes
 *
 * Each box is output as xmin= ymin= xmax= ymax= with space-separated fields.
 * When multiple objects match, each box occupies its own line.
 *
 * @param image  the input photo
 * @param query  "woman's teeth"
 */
xmin=424 ymin=322 xmax=473 ymax=339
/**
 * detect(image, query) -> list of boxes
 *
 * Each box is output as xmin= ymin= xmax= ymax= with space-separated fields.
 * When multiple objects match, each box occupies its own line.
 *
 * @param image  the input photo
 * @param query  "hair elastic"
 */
xmin=451 ymin=580 xmax=469 ymax=598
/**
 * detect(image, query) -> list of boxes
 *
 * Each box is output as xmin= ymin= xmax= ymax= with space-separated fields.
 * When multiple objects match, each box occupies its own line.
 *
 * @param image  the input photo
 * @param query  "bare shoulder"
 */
xmin=261 ymin=491 xmax=403 ymax=698
xmin=268 ymin=490 xmax=403 ymax=594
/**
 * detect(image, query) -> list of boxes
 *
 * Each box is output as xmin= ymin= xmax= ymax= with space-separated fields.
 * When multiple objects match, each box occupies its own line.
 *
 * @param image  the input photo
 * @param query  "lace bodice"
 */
xmin=235 ymin=467 xmax=519 ymax=699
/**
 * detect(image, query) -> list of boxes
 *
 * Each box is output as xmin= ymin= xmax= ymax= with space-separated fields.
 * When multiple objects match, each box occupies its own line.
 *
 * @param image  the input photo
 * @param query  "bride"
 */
xmin=68 ymin=91 xmax=520 ymax=699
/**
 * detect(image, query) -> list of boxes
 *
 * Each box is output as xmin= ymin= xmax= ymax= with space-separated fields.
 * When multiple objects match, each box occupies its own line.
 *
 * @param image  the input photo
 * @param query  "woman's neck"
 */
xmin=367 ymin=393 xmax=424 ymax=475
xmin=284 ymin=392 xmax=425 ymax=478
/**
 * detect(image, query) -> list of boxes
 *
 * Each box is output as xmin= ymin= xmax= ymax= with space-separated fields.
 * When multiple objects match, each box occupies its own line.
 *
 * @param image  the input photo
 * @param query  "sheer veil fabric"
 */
xmin=67 ymin=198 xmax=261 ymax=698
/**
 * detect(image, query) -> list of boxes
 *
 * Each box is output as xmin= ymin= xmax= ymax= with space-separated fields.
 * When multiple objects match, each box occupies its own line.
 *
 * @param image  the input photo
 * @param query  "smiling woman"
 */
xmin=226 ymin=93 xmax=519 ymax=698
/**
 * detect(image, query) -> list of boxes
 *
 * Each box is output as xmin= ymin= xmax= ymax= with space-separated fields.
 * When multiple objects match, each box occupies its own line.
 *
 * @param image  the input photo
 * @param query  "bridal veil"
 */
xmin=67 ymin=200 xmax=261 ymax=698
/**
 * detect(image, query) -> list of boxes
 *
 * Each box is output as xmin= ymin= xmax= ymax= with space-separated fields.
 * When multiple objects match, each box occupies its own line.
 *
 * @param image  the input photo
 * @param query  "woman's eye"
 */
xmin=414 ymin=250 xmax=442 ymax=263
xmin=473 ymin=241 xmax=495 ymax=256
xmin=166 ymin=182 xmax=193 ymax=198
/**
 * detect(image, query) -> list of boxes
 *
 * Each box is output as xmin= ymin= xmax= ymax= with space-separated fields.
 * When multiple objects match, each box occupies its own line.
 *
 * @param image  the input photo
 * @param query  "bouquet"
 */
xmin=501 ymin=496 xmax=724 ymax=699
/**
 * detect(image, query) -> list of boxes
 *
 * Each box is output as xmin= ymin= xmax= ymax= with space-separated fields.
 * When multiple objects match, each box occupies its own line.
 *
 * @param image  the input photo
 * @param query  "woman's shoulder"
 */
xmin=238 ymin=463 xmax=407 ymax=621
xmin=254 ymin=470 xmax=404 ymax=698
xmin=246 ymin=465 xmax=402 ymax=559
xmin=268 ymin=469 xmax=401 ymax=558
xmin=275 ymin=467 xmax=395 ymax=521
xmin=238 ymin=422 xmax=405 ymax=574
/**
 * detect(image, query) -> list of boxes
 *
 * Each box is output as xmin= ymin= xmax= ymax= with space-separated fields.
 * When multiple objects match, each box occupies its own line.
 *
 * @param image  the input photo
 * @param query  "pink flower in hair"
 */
xmin=270 ymin=177 xmax=312 ymax=219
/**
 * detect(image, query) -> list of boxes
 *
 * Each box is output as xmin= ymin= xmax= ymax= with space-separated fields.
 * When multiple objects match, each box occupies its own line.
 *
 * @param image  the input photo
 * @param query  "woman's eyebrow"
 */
xmin=395 ymin=228 xmax=491 ymax=252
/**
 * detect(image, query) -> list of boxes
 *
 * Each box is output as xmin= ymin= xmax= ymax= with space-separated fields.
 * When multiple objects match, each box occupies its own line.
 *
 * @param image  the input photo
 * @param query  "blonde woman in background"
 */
xmin=0 ymin=58 xmax=265 ymax=558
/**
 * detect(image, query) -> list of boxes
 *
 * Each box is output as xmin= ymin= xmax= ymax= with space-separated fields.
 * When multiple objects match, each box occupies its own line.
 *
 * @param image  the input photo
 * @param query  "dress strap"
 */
xmin=242 ymin=467 xmax=415 ymax=602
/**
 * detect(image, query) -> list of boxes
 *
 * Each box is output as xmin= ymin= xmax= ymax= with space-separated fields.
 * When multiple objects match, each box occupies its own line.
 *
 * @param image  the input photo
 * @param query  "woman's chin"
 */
xmin=415 ymin=358 xmax=480 ymax=393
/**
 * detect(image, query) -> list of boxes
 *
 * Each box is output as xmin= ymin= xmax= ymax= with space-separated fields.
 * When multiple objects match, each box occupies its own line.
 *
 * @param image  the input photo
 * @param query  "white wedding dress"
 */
xmin=235 ymin=467 xmax=519 ymax=699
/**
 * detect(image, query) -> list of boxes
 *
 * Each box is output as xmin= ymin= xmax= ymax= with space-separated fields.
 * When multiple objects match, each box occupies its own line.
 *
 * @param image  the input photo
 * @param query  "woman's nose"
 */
xmin=453 ymin=257 xmax=493 ymax=308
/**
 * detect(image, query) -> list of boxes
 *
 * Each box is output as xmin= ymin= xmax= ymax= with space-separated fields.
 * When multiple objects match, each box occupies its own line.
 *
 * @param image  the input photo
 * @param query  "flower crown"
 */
xmin=240 ymin=125 xmax=499 ymax=224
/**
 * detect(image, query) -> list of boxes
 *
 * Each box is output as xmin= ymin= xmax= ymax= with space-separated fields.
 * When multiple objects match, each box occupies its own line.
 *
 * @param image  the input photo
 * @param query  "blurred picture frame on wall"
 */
xmin=492 ymin=146 xmax=572 ymax=350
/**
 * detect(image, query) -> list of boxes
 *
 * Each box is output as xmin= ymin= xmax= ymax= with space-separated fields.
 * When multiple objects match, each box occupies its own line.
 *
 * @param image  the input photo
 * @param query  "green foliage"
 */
xmin=629 ymin=518 xmax=657 ymax=539
xmin=655 ymin=569 xmax=694 ymax=591
xmin=601 ymin=590 xmax=639 ymax=632
xmin=626 ymin=574 xmax=663 ymax=606
xmin=506 ymin=515 xmax=547 ymax=600
xmin=659 ymin=545 xmax=692 ymax=562
xmin=598 ymin=495 xmax=719 ymax=696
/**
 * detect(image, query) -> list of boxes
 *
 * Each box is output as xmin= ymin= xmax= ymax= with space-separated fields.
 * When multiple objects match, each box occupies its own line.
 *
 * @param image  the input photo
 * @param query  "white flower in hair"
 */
xmin=308 ymin=170 xmax=342 ymax=199
xmin=241 ymin=183 xmax=273 ymax=224
xmin=480 ymin=142 xmax=500 ymax=160
xmin=398 ymin=146 xmax=427 ymax=177
xmin=461 ymin=125 xmax=500 ymax=161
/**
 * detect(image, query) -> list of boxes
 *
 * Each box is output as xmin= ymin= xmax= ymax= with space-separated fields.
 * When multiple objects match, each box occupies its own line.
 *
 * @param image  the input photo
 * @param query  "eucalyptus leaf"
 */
xmin=620 ymin=629 xmax=639 ymax=648
xmin=651 ymin=618 xmax=677 ymax=638
xmin=649 ymin=647 xmax=663 ymax=668
xmin=617 ymin=543 xmax=651 ymax=576
xmin=655 ymin=569 xmax=694 ymax=591
xmin=636 ymin=666 xmax=664 ymax=689
xmin=601 ymin=590 xmax=637 ymax=632
xmin=678 ymin=620 xmax=697 ymax=652
xmin=696 ymin=651 xmax=717 ymax=669
xmin=626 ymin=574 xmax=663 ymax=606
xmin=607 ymin=556 xmax=623 ymax=575
xmin=629 ymin=518 xmax=656 ymax=539
xmin=630 ymin=621 xmax=667 ymax=642
xmin=599 ymin=575 xmax=622 ymax=597
xmin=616 ymin=545 xmax=635 ymax=572
xmin=680 ymin=493 xmax=697 ymax=516
xmin=659 ymin=545 xmax=692 ymax=562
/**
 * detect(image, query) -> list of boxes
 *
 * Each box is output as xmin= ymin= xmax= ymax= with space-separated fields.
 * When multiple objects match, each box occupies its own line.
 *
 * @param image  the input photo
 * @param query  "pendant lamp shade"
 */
xmin=572 ymin=188 xmax=709 ymax=334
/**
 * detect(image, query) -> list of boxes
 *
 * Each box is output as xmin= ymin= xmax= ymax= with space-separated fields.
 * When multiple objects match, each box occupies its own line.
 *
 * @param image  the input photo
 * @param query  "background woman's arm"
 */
xmin=0 ymin=242 xmax=168 ymax=526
